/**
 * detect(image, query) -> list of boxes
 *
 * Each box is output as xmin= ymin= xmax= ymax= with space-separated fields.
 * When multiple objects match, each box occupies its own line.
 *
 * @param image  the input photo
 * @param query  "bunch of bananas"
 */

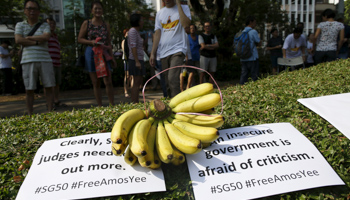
xmin=110 ymin=83 xmax=224 ymax=169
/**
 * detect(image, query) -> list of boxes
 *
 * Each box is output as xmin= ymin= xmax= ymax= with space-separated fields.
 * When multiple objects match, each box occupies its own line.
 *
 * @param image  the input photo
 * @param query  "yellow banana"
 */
xmin=112 ymin=142 xmax=127 ymax=156
xmin=138 ymin=120 xmax=158 ymax=167
xmin=172 ymin=113 xmax=224 ymax=128
xmin=169 ymin=83 xmax=214 ymax=108
xmin=138 ymin=156 xmax=151 ymax=167
xmin=172 ymin=93 xmax=221 ymax=113
xmin=124 ymin=145 xmax=137 ymax=166
xmin=156 ymin=121 xmax=174 ymax=163
xmin=171 ymin=119 xmax=220 ymax=143
xmin=163 ymin=119 xmax=202 ymax=154
xmin=202 ymin=142 xmax=212 ymax=149
xmin=200 ymin=108 xmax=215 ymax=114
xmin=148 ymin=151 xmax=162 ymax=169
xmin=111 ymin=109 xmax=145 ymax=144
xmin=128 ymin=118 xmax=154 ymax=157
xmin=171 ymin=147 xmax=186 ymax=166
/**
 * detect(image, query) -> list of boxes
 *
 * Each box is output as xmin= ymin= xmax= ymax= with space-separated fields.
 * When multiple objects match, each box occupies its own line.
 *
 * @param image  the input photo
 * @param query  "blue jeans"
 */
xmin=156 ymin=60 xmax=168 ymax=98
xmin=240 ymin=60 xmax=259 ymax=85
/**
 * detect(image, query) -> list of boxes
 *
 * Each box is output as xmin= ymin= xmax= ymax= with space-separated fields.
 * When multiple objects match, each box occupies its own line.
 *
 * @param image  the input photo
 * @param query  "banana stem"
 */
xmin=148 ymin=99 xmax=173 ymax=120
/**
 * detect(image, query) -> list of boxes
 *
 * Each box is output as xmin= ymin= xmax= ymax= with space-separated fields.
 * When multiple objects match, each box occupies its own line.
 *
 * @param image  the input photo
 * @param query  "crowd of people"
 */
xmin=1 ymin=0 xmax=349 ymax=115
xmin=266 ymin=9 xmax=348 ymax=74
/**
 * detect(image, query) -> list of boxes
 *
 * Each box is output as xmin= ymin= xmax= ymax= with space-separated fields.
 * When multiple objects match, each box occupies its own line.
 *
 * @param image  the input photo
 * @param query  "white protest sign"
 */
xmin=298 ymin=93 xmax=350 ymax=140
xmin=186 ymin=123 xmax=344 ymax=200
xmin=16 ymin=133 xmax=166 ymax=200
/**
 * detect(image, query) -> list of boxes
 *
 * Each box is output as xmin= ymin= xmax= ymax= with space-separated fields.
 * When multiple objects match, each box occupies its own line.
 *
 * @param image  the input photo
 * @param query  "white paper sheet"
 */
xmin=186 ymin=123 xmax=344 ymax=200
xmin=298 ymin=93 xmax=350 ymax=140
xmin=16 ymin=132 xmax=166 ymax=200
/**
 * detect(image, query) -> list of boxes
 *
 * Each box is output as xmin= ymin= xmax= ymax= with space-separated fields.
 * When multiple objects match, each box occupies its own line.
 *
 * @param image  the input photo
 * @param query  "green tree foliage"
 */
xmin=189 ymin=0 xmax=289 ymax=61
xmin=0 ymin=0 xmax=51 ymax=30
xmin=345 ymin=0 xmax=350 ymax=24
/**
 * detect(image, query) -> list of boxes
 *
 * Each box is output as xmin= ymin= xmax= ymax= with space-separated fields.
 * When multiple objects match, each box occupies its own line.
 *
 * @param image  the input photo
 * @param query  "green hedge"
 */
xmin=1 ymin=59 xmax=350 ymax=199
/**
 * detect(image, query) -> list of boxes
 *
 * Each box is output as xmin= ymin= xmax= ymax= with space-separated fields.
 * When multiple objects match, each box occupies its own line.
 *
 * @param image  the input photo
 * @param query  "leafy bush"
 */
xmin=1 ymin=59 xmax=349 ymax=199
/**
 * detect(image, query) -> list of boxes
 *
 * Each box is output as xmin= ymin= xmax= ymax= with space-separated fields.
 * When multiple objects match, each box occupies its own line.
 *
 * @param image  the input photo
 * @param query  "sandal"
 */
xmin=125 ymin=93 xmax=130 ymax=98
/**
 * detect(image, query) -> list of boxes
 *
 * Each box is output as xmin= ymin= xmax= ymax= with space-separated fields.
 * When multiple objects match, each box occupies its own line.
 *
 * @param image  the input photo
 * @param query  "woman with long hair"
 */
xmin=128 ymin=13 xmax=145 ymax=103
xmin=78 ymin=0 xmax=115 ymax=106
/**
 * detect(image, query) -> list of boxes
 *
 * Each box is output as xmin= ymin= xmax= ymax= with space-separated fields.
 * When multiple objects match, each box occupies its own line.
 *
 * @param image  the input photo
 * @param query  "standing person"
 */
xmin=121 ymin=29 xmax=130 ymax=98
xmin=78 ymin=0 xmax=115 ymax=106
xmin=149 ymin=0 xmax=191 ymax=98
xmin=146 ymin=31 xmax=159 ymax=91
xmin=266 ymin=28 xmax=283 ymax=75
xmin=306 ymin=33 xmax=315 ymax=68
xmin=187 ymin=24 xmax=200 ymax=84
xmin=46 ymin=17 xmax=65 ymax=107
xmin=297 ymin=22 xmax=307 ymax=46
xmin=180 ymin=33 xmax=192 ymax=92
xmin=180 ymin=25 xmax=199 ymax=91
xmin=15 ymin=0 xmax=55 ymax=115
xmin=239 ymin=16 xmax=262 ymax=85
xmin=336 ymin=18 xmax=350 ymax=59
xmin=313 ymin=9 xmax=344 ymax=65
xmin=199 ymin=21 xmax=219 ymax=84
xmin=0 ymin=40 xmax=14 ymax=96
xmin=282 ymin=27 xmax=307 ymax=70
xmin=128 ymin=13 xmax=145 ymax=103
xmin=155 ymin=44 xmax=168 ymax=98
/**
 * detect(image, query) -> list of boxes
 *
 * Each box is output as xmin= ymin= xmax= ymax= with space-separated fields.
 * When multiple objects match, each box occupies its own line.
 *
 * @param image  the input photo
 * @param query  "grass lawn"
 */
xmin=1 ymin=59 xmax=350 ymax=200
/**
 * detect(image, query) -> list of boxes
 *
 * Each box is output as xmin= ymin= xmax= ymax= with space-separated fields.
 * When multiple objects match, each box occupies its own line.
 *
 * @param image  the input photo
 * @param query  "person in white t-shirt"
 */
xmin=149 ymin=0 xmax=191 ymax=98
xmin=282 ymin=27 xmax=306 ymax=70
xmin=297 ymin=22 xmax=307 ymax=47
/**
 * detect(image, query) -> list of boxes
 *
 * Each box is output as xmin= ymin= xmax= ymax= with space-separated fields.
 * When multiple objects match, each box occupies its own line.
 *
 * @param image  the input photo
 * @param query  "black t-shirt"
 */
xmin=267 ymin=36 xmax=283 ymax=56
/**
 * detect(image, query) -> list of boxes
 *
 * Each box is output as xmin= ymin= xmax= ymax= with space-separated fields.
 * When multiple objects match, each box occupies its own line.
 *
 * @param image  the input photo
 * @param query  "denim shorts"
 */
xmin=84 ymin=46 xmax=112 ymax=72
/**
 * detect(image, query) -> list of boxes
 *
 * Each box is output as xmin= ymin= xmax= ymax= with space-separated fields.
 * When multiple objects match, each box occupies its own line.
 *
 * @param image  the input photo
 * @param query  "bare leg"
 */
xmin=209 ymin=72 xmax=215 ymax=84
xmin=130 ymin=75 xmax=134 ymax=88
xmin=53 ymin=85 xmax=59 ymax=103
xmin=180 ymin=73 xmax=184 ymax=92
xmin=25 ymin=90 xmax=35 ymax=115
xmin=45 ymin=87 xmax=54 ymax=111
xmin=131 ymin=75 xmax=143 ymax=103
xmin=103 ymin=72 xmax=115 ymax=106
xmin=200 ymin=72 xmax=205 ymax=84
xmin=89 ymin=72 xmax=102 ymax=106
xmin=124 ymin=71 xmax=129 ymax=97
xmin=272 ymin=67 xmax=277 ymax=75
xmin=186 ymin=72 xmax=194 ymax=89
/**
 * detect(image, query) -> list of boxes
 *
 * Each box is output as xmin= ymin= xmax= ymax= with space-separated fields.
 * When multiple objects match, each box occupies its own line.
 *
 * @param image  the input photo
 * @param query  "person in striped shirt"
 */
xmin=15 ymin=0 xmax=55 ymax=115
xmin=46 ymin=17 xmax=65 ymax=108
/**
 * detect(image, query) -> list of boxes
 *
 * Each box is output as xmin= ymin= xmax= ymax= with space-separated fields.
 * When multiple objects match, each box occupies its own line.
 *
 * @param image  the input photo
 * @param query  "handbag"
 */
xmin=75 ymin=20 xmax=89 ymax=68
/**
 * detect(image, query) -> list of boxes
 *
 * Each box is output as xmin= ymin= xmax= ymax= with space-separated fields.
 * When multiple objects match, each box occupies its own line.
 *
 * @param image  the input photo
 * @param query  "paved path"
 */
xmin=0 ymin=89 xmax=164 ymax=118
xmin=0 ymin=80 xmax=237 ymax=118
